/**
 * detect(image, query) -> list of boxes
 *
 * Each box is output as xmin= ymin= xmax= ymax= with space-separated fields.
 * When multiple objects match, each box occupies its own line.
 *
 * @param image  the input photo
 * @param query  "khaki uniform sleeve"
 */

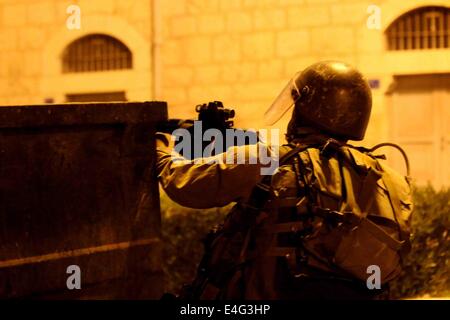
xmin=156 ymin=143 xmax=275 ymax=209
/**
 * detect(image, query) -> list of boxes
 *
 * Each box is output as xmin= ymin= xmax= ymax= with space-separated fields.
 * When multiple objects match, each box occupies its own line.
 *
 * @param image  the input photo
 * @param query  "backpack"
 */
xmin=285 ymin=140 xmax=414 ymax=284
xmin=178 ymin=139 xmax=413 ymax=299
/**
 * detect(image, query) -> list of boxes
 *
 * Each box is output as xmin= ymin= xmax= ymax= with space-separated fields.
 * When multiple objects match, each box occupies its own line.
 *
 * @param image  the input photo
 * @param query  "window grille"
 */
xmin=62 ymin=34 xmax=132 ymax=73
xmin=386 ymin=6 xmax=450 ymax=50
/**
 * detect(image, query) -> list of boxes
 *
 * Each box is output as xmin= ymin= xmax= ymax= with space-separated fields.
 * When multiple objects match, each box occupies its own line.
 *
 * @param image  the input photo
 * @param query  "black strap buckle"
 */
xmin=312 ymin=206 xmax=360 ymax=226
xmin=320 ymin=138 xmax=342 ymax=158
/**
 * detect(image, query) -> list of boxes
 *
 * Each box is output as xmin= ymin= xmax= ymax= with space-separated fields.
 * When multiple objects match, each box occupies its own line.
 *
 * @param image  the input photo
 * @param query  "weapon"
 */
xmin=157 ymin=101 xmax=258 ymax=160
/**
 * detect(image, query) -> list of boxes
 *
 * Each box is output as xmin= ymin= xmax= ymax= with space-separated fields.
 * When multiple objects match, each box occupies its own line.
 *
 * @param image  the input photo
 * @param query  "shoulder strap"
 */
xmin=247 ymin=143 xmax=322 ymax=211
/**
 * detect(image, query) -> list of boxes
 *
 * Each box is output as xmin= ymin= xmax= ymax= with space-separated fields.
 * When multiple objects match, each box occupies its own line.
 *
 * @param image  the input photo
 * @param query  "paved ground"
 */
xmin=407 ymin=295 xmax=450 ymax=300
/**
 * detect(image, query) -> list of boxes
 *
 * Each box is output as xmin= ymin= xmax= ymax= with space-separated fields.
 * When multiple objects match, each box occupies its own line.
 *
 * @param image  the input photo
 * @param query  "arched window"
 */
xmin=62 ymin=34 xmax=132 ymax=73
xmin=386 ymin=6 xmax=450 ymax=50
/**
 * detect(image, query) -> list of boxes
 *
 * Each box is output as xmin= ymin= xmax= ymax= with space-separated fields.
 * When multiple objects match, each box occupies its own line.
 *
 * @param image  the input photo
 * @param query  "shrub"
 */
xmin=160 ymin=190 xmax=229 ymax=294
xmin=161 ymin=186 xmax=450 ymax=298
xmin=388 ymin=186 xmax=450 ymax=299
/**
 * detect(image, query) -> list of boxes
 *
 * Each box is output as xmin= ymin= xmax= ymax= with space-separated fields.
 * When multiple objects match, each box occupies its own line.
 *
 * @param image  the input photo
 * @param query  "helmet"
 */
xmin=264 ymin=61 xmax=372 ymax=141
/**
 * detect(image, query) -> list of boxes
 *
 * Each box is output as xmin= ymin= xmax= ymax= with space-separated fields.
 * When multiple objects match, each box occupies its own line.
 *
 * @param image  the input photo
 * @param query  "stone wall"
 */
xmin=0 ymin=0 xmax=152 ymax=106
xmin=158 ymin=0 xmax=450 ymax=145
xmin=1 ymin=0 xmax=449 ymax=147
xmin=159 ymin=0 xmax=373 ymax=136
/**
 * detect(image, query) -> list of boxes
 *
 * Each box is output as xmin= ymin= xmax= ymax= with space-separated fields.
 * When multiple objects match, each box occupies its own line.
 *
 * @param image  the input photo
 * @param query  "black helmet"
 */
xmin=265 ymin=61 xmax=372 ymax=141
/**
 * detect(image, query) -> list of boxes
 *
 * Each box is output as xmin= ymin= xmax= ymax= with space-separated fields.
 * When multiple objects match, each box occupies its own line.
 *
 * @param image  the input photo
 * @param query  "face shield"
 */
xmin=264 ymin=72 xmax=302 ymax=125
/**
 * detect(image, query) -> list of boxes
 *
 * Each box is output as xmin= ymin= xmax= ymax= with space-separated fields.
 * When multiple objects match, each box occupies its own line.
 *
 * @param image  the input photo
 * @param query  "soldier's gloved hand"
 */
xmin=155 ymin=132 xmax=174 ymax=151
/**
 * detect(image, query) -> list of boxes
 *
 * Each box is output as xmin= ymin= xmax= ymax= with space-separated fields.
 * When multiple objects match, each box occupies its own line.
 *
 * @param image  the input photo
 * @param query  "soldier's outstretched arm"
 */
xmin=155 ymin=133 xmax=276 ymax=209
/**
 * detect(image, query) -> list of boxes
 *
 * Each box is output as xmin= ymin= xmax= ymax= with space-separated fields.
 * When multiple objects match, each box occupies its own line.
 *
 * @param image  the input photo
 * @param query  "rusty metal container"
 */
xmin=0 ymin=102 xmax=167 ymax=299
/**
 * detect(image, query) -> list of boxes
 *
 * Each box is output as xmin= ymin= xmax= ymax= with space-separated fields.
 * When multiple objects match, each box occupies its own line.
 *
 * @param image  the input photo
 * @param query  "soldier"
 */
xmin=156 ymin=61 xmax=413 ymax=300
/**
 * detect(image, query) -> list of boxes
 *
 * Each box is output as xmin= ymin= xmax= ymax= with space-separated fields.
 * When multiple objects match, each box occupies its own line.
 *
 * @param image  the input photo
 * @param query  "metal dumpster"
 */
xmin=0 ymin=101 xmax=167 ymax=299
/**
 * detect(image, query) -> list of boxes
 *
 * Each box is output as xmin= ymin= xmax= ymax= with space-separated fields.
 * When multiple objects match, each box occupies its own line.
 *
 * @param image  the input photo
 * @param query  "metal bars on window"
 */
xmin=62 ymin=34 xmax=132 ymax=73
xmin=386 ymin=6 xmax=450 ymax=50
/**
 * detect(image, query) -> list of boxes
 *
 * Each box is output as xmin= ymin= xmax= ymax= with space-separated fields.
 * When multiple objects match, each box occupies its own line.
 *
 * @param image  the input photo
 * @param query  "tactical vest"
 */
xmin=181 ymin=139 xmax=413 ymax=300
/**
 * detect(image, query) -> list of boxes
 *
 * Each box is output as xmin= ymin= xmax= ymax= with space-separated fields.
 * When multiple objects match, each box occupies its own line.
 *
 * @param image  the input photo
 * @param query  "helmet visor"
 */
xmin=264 ymin=72 xmax=301 ymax=125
